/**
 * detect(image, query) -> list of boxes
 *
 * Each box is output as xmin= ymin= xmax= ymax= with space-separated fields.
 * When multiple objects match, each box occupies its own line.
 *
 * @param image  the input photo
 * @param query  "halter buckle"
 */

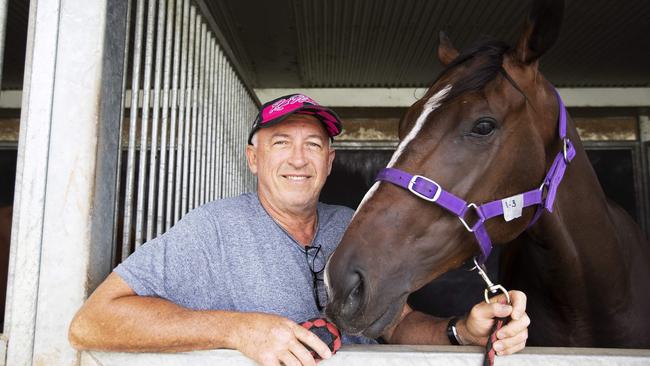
xmin=407 ymin=175 xmax=442 ymax=202
xmin=458 ymin=203 xmax=485 ymax=232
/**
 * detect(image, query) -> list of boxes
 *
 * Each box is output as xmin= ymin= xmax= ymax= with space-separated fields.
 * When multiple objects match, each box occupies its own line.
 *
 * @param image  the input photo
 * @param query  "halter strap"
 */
xmin=375 ymin=89 xmax=575 ymax=265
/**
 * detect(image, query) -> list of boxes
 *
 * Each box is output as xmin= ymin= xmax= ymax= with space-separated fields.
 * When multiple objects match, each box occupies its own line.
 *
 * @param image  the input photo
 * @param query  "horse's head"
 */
xmin=326 ymin=0 xmax=565 ymax=337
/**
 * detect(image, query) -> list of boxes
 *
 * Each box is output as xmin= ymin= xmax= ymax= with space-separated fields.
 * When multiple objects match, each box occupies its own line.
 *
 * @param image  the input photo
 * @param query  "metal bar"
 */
xmin=213 ymin=46 xmax=223 ymax=200
xmin=188 ymin=14 xmax=200 ymax=210
xmin=205 ymin=37 xmax=215 ymax=202
xmin=0 ymin=0 xmax=9 ymax=88
xmin=196 ymin=23 xmax=208 ymax=206
xmin=134 ymin=0 xmax=157 ymax=248
xmin=247 ymin=101 xmax=254 ymax=190
xmin=239 ymin=81 xmax=245 ymax=193
xmin=173 ymin=0 xmax=189 ymax=224
xmin=157 ymin=0 xmax=174 ymax=236
xmin=236 ymin=81 xmax=241 ymax=194
xmin=216 ymin=47 xmax=226 ymax=199
xmin=209 ymin=43 xmax=220 ymax=201
xmin=113 ymin=0 xmax=133 ymax=264
xmin=122 ymin=0 xmax=146 ymax=259
xmin=146 ymin=0 xmax=166 ymax=241
xmin=180 ymin=5 xmax=196 ymax=216
xmin=228 ymin=64 xmax=235 ymax=197
xmin=226 ymin=63 xmax=234 ymax=198
xmin=213 ymin=42 xmax=222 ymax=200
xmin=196 ymin=23 xmax=207 ymax=207
xmin=187 ymin=0 xmax=259 ymax=105
xmin=166 ymin=0 xmax=181 ymax=230
xmin=223 ymin=64 xmax=230 ymax=198
xmin=200 ymin=34 xmax=211 ymax=204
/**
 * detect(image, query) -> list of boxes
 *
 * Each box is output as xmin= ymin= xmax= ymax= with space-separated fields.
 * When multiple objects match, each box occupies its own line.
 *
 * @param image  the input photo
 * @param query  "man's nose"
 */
xmin=288 ymin=144 xmax=308 ymax=167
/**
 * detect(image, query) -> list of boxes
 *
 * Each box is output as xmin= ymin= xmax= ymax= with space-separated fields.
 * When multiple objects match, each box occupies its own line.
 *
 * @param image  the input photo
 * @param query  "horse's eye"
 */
xmin=471 ymin=118 xmax=496 ymax=136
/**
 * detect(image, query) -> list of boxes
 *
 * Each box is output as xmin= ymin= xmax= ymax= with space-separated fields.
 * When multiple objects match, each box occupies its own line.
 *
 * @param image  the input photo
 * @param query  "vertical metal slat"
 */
xmin=146 ymin=0 xmax=166 ymax=241
xmin=134 ymin=0 xmax=157 ymax=248
xmin=173 ymin=0 xmax=189 ymax=224
xmin=160 ymin=0 xmax=177 ymax=233
xmin=196 ymin=23 xmax=207 ymax=207
xmin=113 ymin=0 xmax=133 ymax=262
xmin=188 ymin=15 xmax=201 ymax=210
xmin=122 ymin=0 xmax=146 ymax=259
xmin=180 ymin=5 xmax=196 ymax=216
xmin=205 ymin=37 xmax=216 ymax=202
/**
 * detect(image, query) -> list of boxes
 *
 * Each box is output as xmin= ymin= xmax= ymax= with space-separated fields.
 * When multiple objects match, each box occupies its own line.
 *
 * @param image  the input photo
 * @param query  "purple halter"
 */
xmin=375 ymin=89 xmax=575 ymax=265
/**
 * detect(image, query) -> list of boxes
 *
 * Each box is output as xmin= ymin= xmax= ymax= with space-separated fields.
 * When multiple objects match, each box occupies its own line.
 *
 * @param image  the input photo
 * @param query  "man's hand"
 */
xmin=457 ymin=290 xmax=530 ymax=355
xmin=231 ymin=312 xmax=332 ymax=366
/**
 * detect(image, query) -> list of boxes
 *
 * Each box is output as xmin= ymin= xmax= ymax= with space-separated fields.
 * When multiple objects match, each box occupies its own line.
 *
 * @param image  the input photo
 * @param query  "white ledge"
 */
xmin=83 ymin=345 xmax=650 ymax=366
xmin=255 ymin=88 xmax=650 ymax=107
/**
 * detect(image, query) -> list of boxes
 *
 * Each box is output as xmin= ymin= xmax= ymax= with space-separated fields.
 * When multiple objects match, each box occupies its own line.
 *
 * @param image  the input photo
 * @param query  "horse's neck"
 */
xmin=527 ymin=127 xmax=637 ymax=310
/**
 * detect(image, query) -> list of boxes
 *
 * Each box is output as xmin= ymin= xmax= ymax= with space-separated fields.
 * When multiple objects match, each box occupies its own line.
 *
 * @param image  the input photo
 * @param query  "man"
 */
xmin=69 ymin=94 xmax=529 ymax=366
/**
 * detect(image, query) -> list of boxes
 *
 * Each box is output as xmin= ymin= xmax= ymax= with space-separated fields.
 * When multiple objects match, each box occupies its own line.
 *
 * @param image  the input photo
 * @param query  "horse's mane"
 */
xmin=432 ymin=39 xmax=512 ymax=103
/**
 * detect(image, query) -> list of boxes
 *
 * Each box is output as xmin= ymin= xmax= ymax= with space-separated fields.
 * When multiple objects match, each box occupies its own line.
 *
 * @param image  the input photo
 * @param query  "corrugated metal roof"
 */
xmin=215 ymin=0 xmax=650 ymax=88
xmin=2 ymin=0 xmax=648 ymax=90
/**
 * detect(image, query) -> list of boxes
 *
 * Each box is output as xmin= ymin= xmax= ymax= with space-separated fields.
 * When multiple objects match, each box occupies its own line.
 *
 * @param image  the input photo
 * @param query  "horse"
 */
xmin=325 ymin=0 xmax=650 ymax=348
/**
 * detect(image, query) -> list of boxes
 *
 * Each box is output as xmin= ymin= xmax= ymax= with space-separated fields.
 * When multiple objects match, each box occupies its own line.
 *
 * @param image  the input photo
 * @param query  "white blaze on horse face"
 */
xmin=352 ymin=181 xmax=380 ymax=220
xmin=387 ymin=84 xmax=452 ymax=168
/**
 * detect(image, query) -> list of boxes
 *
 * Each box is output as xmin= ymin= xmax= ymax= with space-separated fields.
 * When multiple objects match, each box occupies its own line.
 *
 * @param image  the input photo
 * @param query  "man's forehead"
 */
xmin=266 ymin=114 xmax=328 ymax=138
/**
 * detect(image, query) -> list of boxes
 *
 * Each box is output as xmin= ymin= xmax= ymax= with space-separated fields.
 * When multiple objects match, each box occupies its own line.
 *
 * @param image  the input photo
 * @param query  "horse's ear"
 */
xmin=512 ymin=0 xmax=564 ymax=64
xmin=437 ymin=31 xmax=459 ymax=66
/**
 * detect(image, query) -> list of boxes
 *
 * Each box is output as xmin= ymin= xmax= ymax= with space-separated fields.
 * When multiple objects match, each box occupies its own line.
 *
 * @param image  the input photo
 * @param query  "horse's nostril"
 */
xmin=341 ymin=271 xmax=365 ymax=318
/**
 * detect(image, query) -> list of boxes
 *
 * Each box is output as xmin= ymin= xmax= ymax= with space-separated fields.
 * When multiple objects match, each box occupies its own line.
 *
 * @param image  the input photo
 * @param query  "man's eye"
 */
xmin=307 ymin=142 xmax=322 ymax=149
xmin=273 ymin=140 xmax=289 ymax=146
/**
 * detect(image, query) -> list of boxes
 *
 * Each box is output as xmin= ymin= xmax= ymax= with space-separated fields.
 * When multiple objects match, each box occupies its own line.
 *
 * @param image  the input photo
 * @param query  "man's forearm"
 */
xmin=384 ymin=310 xmax=453 ymax=345
xmin=69 ymin=294 xmax=239 ymax=352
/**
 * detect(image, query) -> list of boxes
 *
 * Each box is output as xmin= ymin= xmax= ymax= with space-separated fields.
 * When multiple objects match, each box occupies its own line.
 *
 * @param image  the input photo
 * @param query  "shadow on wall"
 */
xmin=0 ymin=149 xmax=17 ymax=331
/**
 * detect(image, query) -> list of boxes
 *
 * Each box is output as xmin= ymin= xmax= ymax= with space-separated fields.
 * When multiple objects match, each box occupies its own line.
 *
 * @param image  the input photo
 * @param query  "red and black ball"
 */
xmin=300 ymin=318 xmax=341 ymax=360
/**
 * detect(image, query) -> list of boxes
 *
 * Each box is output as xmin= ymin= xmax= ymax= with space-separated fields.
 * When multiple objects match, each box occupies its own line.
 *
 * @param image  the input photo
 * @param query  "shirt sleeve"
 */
xmin=114 ymin=205 xmax=219 ymax=304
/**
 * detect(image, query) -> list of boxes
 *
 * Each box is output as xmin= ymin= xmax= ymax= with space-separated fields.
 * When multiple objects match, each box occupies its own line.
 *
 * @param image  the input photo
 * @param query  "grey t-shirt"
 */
xmin=114 ymin=192 xmax=375 ymax=344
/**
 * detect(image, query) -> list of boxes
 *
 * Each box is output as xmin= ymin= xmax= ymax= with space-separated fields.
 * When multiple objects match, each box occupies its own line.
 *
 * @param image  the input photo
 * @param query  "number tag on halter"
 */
xmin=501 ymin=194 xmax=524 ymax=222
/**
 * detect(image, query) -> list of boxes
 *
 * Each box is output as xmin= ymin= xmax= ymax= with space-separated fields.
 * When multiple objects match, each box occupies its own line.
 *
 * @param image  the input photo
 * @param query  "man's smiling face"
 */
xmin=246 ymin=114 xmax=335 ymax=214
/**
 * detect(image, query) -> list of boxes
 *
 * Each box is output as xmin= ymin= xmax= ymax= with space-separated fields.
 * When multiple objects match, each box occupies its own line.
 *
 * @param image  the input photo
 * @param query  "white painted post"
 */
xmin=4 ymin=0 xmax=128 ymax=364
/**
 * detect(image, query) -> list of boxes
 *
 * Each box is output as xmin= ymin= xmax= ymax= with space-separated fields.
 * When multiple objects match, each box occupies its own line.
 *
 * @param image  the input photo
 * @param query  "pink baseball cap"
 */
xmin=248 ymin=94 xmax=343 ymax=145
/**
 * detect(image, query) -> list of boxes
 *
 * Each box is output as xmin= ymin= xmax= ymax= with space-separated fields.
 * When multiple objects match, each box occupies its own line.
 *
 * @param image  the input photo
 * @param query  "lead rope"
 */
xmin=471 ymin=257 xmax=511 ymax=366
xmin=484 ymin=299 xmax=509 ymax=366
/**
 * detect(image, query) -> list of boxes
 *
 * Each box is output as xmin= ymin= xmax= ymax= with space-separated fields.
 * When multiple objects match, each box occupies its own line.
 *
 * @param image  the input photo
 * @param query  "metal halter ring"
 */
xmin=458 ymin=203 xmax=485 ymax=232
xmin=484 ymin=284 xmax=511 ymax=305
xmin=472 ymin=257 xmax=511 ymax=305
xmin=562 ymin=137 xmax=571 ymax=164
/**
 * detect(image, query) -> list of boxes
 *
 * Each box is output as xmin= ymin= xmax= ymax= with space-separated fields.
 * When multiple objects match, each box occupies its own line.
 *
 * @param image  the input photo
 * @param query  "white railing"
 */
xmin=83 ymin=346 xmax=650 ymax=366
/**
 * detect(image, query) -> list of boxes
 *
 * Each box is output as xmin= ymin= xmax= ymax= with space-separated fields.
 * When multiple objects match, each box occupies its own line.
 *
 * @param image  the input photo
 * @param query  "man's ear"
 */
xmin=326 ymin=148 xmax=335 ymax=176
xmin=245 ymin=145 xmax=258 ymax=175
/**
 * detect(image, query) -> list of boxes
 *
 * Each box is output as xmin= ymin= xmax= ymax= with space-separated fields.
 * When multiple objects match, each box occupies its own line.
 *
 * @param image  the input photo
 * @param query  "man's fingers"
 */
xmin=278 ymin=351 xmax=301 ymax=366
xmin=494 ymin=326 xmax=528 ymax=352
xmin=497 ymin=314 xmax=530 ymax=339
xmin=294 ymin=325 xmax=332 ymax=360
xmin=288 ymin=340 xmax=316 ymax=366
xmin=478 ymin=290 xmax=527 ymax=320
xmin=494 ymin=338 xmax=527 ymax=356
xmin=472 ymin=300 xmax=513 ymax=320
xmin=508 ymin=290 xmax=527 ymax=320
